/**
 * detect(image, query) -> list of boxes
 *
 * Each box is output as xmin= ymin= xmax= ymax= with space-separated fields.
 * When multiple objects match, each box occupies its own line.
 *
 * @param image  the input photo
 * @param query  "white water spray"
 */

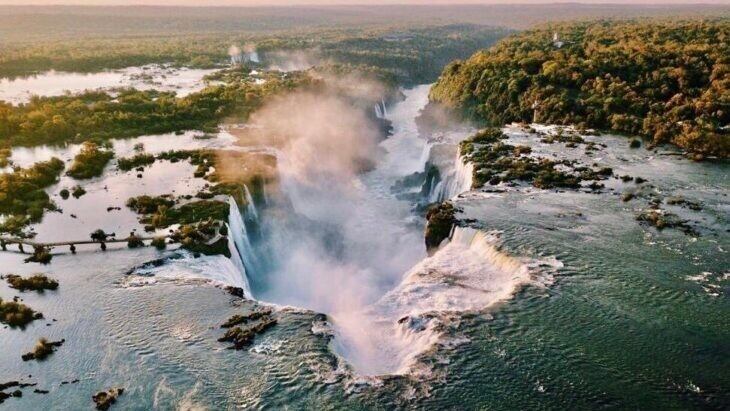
xmin=428 ymin=147 xmax=474 ymax=202
xmin=227 ymin=196 xmax=260 ymax=281
xmin=232 ymin=85 xmax=533 ymax=377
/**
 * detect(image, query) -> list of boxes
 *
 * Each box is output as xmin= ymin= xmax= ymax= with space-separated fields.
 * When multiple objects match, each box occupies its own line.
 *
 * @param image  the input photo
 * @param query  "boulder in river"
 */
xmin=425 ymin=202 xmax=458 ymax=255
xmin=92 ymin=388 xmax=124 ymax=410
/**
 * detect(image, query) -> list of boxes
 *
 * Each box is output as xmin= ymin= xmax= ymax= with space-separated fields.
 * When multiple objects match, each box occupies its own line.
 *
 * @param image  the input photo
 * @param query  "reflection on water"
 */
xmin=0 ymin=64 xmax=219 ymax=105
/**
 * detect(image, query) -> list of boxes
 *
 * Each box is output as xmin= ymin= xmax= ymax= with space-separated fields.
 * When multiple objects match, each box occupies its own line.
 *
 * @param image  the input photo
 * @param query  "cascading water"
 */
xmin=332 ymin=227 xmax=533 ymax=375
xmin=242 ymin=184 xmax=259 ymax=222
xmin=374 ymin=99 xmax=388 ymax=119
xmin=231 ymin=84 xmax=534 ymax=377
xmin=427 ymin=147 xmax=474 ymax=203
xmin=227 ymin=196 xmax=259 ymax=285
xmin=225 ymin=232 xmax=252 ymax=298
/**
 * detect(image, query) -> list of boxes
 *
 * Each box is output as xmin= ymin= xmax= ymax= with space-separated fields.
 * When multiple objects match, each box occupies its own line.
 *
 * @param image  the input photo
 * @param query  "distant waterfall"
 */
xmin=227 ymin=196 xmax=259 ymax=286
xmin=428 ymin=148 xmax=474 ymax=202
xmin=374 ymin=99 xmax=387 ymax=119
xmin=226 ymin=230 xmax=252 ymax=298
xmin=243 ymin=184 xmax=259 ymax=222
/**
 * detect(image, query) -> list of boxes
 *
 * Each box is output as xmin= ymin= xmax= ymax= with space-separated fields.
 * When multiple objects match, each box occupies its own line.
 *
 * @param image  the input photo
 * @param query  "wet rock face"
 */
xmin=218 ymin=310 xmax=277 ymax=349
xmin=225 ymin=286 xmax=245 ymax=298
xmin=636 ymin=209 xmax=697 ymax=236
xmin=424 ymin=202 xmax=458 ymax=255
xmin=0 ymin=381 xmax=37 ymax=405
xmin=92 ymin=388 xmax=124 ymax=410
xmin=21 ymin=338 xmax=64 ymax=361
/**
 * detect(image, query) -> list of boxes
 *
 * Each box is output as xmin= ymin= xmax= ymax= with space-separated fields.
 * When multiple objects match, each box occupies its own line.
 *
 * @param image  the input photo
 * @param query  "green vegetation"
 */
xmin=0 ymin=148 xmax=10 ymax=168
xmin=170 ymin=220 xmax=230 ymax=257
xmin=459 ymin=128 xmax=614 ymax=189
xmin=162 ymin=201 xmax=229 ymax=226
xmin=71 ymin=185 xmax=86 ymax=199
xmin=0 ymin=298 xmax=43 ymax=328
xmin=126 ymin=233 xmax=145 ymax=249
xmin=4 ymin=274 xmax=58 ymax=292
xmin=0 ymin=158 xmax=64 ymax=235
xmin=431 ymin=20 xmax=730 ymax=157
xmin=424 ymin=202 xmax=457 ymax=254
xmin=0 ymin=73 xmax=311 ymax=148
xmin=151 ymin=237 xmax=167 ymax=250
xmin=125 ymin=195 xmax=174 ymax=215
xmin=21 ymin=338 xmax=64 ymax=361
xmin=0 ymin=20 xmax=507 ymax=84
xmin=148 ymin=200 xmax=228 ymax=230
xmin=126 ymin=195 xmax=228 ymax=230
xmin=307 ymin=25 xmax=511 ymax=85
xmin=66 ymin=141 xmax=114 ymax=179
xmin=25 ymin=245 xmax=53 ymax=265
xmin=157 ymin=149 xmax=217 ymax=178
xmin=117 ymin=153 xmax=155 ymax=171
xmin=92 ymin=388 xmax=124 ymax=411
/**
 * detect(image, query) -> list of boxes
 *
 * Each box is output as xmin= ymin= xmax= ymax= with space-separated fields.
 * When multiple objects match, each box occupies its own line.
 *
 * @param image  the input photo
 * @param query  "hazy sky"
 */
xmin=1 ymin=0 xmax=728 ymax=5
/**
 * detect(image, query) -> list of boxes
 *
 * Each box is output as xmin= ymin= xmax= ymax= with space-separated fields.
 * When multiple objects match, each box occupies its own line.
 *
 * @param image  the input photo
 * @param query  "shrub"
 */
xmin=4 ymin=274 xmax=58 ymax=292
xmin=67 ymin=141 xmax=114 ymax=179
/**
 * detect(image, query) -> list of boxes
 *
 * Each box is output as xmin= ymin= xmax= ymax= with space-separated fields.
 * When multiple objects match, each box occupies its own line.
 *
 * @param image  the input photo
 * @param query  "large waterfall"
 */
xmin=227 ymin=196 xmax=257 ymax=293
xmin=374 ymin=98 xmax=388 ymax=119
xmin=427 ymin=147 xmax=474 ymax=203
xmin=242 ymin=184 xmax=259 ymax=222
xmin=332 ymin=226 xmax=533 ymax=375
xmin=225 ymin=85 xmax=527 ymax=377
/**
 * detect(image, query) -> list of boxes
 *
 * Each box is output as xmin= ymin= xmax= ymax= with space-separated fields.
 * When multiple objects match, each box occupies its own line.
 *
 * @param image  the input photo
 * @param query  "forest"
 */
xmin=0 ymin=25 xmax=508 ymax=85
xmin=0 ymin=72 xmax=312 ymax=148
xmin=430 ymin=20 xmax=729 ymax=158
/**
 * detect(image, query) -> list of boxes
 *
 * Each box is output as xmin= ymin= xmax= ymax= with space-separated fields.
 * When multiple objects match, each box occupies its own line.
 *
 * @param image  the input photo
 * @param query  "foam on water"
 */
xmin=126 ymin=251 xmax=249 ymax=289
xmin=331 ymin=227 xmax=534 ymax=375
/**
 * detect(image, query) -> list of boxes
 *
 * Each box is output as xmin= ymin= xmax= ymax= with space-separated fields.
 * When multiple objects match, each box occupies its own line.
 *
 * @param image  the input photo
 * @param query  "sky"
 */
xmin=0 ymin=0 xmax=728 ymax=5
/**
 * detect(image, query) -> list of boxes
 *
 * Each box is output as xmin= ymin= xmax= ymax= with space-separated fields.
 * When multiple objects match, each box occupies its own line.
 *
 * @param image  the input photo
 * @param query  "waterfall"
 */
xmin=418 ymin=143 xmax=433 ymax=171
xmin=427 ymin=148 xmax=474 ymax=202
xmin=374 ymin=99 xmax=388 ymax=119
xmin=227 ymin=196 xmax=259 ymax=282
xmin=374 ymin=103 xmax=384 ymax=119
xmin=446 ymin=227 xmax=527 ymax=277
xmin=451 ymin=151 xmax=474 ymax=196
xmin=248 ymin=51 xmax=261 ymax=63
xmin=243 ymin=184 xmax=259 ymax=222
xmin=226 ymin=228 xmax=252 ymax=298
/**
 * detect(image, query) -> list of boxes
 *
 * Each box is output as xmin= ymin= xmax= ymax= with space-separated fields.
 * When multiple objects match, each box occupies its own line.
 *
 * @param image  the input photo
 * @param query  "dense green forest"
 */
xmin=430 ymin=20 xmax=729 ymax=158
xmin=0 ymin=25 xmax=508 ymax=84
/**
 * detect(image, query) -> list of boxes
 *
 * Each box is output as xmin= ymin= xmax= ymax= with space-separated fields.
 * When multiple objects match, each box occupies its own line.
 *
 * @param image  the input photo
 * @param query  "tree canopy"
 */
xmin=430 ymin=20 xmax=729 ymax=158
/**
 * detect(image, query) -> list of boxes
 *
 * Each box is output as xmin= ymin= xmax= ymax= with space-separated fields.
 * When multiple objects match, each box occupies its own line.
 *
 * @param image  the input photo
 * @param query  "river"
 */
xmin=0 ymin=82 xmax=728 ymax=409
